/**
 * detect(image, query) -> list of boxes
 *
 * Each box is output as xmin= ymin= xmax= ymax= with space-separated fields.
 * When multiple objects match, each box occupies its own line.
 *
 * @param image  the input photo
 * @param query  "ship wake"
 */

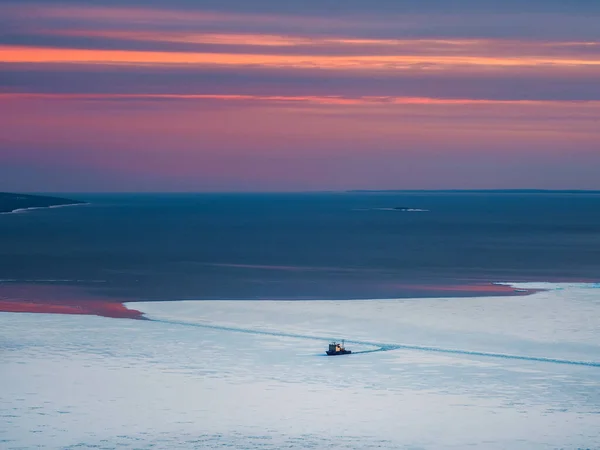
xmin=149 ymin=318 xmax=600 ymax=367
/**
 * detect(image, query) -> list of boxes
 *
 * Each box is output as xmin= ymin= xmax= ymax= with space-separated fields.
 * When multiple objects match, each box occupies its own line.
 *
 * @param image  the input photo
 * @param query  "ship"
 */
xmin=326 ymin=340 xmax=351 ymax=356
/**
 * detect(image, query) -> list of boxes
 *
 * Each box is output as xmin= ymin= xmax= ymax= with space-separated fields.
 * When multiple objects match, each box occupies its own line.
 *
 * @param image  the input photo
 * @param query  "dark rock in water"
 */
xmin=0 ymin=192 xmax=84 ymax=214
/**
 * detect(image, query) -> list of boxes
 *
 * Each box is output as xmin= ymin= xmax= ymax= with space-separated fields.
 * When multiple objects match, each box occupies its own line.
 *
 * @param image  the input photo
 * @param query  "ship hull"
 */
xmin=326 ymin=350 xmax=351 ymax=356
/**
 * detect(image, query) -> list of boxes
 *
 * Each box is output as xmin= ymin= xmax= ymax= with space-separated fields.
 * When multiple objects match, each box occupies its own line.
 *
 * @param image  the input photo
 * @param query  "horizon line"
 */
xmin=7 ymin=189 xmax=600 ymax=195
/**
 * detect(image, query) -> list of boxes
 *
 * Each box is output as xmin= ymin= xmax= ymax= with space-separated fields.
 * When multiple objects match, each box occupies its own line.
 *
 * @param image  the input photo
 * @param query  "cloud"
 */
xmin=3 ymin=63 xmax=600 ymax=101
xmin=4 ymin=0 xmax=600 ymax=16
xmin=2 ymin=3 xmax=600 ymax=40
xmin=4 ymin=92 xmax=600 ymax=108
xmin=1 ymin=1 xmax=599 ymax=191
xmin=2 ymin=45 xmax=599 ymax=74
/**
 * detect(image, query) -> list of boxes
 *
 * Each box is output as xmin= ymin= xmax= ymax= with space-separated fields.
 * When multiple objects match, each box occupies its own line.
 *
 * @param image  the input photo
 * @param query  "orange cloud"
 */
xmin=51 ymin=30 xmax=317 ymax=47
xmin=46 ymin=29 xmax=488 ymax=49
xmin=2 ymin=92 xmax=600 ymax=107
xmin=2 ymin=45 xmax=599 ymax=71
xmin=44 ymin=29 xmax=600 ymax=56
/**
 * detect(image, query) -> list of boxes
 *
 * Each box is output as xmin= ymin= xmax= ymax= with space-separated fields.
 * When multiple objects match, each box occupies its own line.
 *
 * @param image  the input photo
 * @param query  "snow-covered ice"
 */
xmin=1 ymin=283 xmax=599 ymax=449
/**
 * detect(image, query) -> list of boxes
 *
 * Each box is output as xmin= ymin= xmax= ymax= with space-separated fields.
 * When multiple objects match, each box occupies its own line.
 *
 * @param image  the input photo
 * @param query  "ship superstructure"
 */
xmin=326 ymin=340 xmax=351 ymax=356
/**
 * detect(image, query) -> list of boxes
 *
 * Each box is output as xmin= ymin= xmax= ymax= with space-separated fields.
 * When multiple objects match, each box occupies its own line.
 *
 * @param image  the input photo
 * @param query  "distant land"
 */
xmin=0 ymin=192 xmax=85 ymax=214
xmin=347 ymin=189 xmax=600 ymax=194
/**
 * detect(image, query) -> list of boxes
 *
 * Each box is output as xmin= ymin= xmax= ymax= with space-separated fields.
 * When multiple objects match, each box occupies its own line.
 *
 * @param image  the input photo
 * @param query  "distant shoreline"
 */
xmin=1 ymin=203 xmax=89 ymax=215
xmin=347 ymin=189 xmax=600 ymax=194
xmin=0 ymin=192 xmax=86 ymax=215
xmin=3 ymin=189 xmax=599 ymax=195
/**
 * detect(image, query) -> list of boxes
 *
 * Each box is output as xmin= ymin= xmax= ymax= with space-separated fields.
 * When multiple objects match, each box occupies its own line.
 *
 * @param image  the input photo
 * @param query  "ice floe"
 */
xmin=1 ymin=282 xmax=599 ymax=449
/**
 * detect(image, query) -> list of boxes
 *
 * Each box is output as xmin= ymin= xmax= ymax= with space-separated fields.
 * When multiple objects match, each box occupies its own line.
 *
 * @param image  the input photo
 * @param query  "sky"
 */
xmin=1 ymin=0 xmax=599 ymax=191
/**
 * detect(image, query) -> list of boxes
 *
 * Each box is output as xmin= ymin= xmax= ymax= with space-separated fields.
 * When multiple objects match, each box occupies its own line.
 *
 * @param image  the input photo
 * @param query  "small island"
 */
xmin=393 ymin=206 xmax=429 ymax=212
xmin=0 ymin=192 xmax=85 ymax=214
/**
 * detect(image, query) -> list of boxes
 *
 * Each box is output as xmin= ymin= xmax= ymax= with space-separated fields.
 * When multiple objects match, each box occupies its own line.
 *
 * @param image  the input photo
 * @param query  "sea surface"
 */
xmin=0 ymin=192 xmax=599 ymax=301
xmin=2 ymin=192 xmax=600 ymax=449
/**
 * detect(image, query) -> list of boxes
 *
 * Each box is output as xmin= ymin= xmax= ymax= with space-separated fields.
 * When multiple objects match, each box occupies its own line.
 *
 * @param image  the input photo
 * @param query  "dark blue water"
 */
xmin=0 ymin=192 xmax=599 ymax=301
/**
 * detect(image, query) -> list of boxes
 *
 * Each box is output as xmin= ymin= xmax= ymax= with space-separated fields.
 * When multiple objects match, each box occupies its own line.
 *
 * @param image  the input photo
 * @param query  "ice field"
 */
xmin=1 ymin=283 xmax=599 ymax=449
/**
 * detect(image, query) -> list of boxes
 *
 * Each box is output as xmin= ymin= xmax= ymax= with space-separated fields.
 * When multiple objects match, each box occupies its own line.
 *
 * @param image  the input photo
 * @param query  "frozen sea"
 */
xmin=2 ymin=282 xmax=599 ymax=449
